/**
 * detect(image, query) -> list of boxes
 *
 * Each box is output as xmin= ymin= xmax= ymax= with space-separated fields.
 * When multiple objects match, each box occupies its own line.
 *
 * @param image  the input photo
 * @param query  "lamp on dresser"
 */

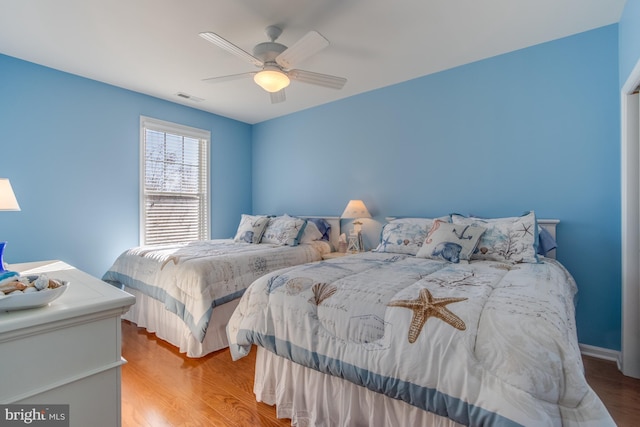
xmin=0 ymin=178 xmax=20 ymax=273
xmin=341 ymin=199 xmax=371 ymax=253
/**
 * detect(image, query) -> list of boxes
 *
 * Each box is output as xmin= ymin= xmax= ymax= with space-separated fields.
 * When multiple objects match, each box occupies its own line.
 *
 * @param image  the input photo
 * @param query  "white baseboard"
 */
xmin=579 ymin=343 xmax=621 ymax=367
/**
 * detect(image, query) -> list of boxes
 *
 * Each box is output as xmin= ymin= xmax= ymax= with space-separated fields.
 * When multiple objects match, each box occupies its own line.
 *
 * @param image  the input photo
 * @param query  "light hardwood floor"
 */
xmin=121 ymin=320 xmax=640 ymax=426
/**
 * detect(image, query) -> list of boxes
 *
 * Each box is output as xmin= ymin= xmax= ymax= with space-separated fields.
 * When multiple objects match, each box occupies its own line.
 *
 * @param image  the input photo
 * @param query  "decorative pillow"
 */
xmin=537 ymin=226 xmax=557 ymax=256
xmin=374 ymin=217 xmax=449 ymax=255
xmin=299 ymin=220 xmax=324 ymax=244
xmin=451 ymin=211 xmax=539 ymax=263
xmin=306 ymin=218 xmax=332 ymax=241
xmin=416 ymin=220 xmax=486 ymax=263
xmin=261 ymin=215 xmax=307 ymax=246
xmin=233 ymin=214 xmax=270 ymax=244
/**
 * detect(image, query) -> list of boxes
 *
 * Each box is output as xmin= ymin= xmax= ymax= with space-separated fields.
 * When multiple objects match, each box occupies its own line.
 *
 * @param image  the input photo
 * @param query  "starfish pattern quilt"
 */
xmin=228 ymin=252 xmax=614 ymax=426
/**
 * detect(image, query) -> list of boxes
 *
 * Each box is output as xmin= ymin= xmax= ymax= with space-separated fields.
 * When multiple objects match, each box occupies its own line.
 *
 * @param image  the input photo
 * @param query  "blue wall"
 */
xmin=253 ymin=25 xmax=621 ymax=350
xmin=0 ymin=22 xmax=625 ymax=351
xmin=0 ymin=54 xmax=253 ymax=278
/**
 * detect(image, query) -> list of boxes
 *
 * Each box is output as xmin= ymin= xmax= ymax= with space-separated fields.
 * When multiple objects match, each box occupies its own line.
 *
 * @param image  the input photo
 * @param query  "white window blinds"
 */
xmin=140 ymin=117 xmax=210 ymax=245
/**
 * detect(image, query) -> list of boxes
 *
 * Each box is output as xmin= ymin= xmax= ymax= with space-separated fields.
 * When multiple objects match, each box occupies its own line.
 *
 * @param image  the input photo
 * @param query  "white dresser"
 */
xmin=0 ymin=260 xmax=135 ymax=427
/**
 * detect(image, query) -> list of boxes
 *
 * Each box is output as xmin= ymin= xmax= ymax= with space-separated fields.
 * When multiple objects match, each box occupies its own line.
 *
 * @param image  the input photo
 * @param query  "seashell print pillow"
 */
xmin=374 ymin=217 xmax=449 ymax=256
xmin=416 ymin=220 xmax=486 ymax=263
xmin=234 ymin=214 xmax=270 ymax=244
xmin=450 ymin=211 xmax=539 ymax=263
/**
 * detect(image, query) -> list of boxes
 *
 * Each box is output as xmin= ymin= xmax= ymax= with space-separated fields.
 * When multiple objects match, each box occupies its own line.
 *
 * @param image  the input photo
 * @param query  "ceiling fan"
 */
xmin=199 ymin=25 xmax=347 ymax=104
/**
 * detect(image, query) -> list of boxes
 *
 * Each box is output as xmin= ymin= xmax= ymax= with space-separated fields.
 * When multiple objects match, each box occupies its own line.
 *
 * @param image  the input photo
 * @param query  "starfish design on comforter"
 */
xmin=388 ymin=288 xmax=467 ymax=343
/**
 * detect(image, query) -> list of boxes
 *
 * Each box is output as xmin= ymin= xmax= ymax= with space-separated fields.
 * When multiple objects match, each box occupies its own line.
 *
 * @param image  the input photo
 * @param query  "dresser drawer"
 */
xmin=0 ymin=316 xmax=121 ymax=403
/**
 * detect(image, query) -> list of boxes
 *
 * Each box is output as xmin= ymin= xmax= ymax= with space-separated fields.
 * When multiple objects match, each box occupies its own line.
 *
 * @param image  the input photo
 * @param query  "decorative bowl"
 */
xmin=0 ymin=280 xmax=69 ymax=311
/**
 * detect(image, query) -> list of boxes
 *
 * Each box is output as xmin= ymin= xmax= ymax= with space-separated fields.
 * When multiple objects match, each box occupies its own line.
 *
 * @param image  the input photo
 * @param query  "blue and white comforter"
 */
xmin=102 ymin=239 xmax=329 ymax=342
xmin=228 ymin=252 xmax=614 ymax=426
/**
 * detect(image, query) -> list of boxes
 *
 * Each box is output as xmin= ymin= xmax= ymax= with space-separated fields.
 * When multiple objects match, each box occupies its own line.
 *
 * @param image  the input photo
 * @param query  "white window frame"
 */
xmin=140 ymin=116 xmax=210 ymax=245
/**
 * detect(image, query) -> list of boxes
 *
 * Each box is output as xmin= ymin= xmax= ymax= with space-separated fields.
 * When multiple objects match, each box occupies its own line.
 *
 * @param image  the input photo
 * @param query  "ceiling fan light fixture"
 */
xmin=254 ymin=68 xmax=290 ymax=93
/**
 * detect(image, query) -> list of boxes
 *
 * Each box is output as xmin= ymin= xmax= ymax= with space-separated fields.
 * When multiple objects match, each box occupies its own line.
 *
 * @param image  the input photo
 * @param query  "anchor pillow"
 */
xmin=416 ymin=220 xmax=486 ymax=263
xmin=451 ymin=211 xmax=539 ymax=263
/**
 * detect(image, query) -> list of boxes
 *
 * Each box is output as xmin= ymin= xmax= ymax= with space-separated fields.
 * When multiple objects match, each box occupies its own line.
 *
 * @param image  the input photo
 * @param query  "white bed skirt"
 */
xmin=122 ymin=286 xmax=240 ymax=358
xmin=254 ymin=347 xmax=464 ymax=427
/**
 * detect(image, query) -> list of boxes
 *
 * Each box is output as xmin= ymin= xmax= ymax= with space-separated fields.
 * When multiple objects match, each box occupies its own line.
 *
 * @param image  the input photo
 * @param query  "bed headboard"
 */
xmin=300 ymin=216 xmax=341 ymax=250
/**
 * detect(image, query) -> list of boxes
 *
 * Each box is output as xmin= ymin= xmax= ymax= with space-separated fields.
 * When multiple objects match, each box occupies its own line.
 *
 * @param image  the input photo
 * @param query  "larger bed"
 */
xmin=103 ymin=214 xmax=339 ymax=357
xmin=227 ymin=213 xmax=615 ymax=426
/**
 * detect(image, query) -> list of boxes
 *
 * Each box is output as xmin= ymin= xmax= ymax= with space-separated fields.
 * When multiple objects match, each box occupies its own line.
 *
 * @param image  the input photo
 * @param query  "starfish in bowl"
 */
xmin=388 ymin=288 xmax=467 ymax=343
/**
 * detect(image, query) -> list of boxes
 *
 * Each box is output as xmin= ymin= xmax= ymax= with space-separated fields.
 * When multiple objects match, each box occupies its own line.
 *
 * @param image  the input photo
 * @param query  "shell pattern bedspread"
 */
xmin=102 ymin=239 xmax=328 ymax=342
xmin=227 ymin=252 xmax=614 ymax=426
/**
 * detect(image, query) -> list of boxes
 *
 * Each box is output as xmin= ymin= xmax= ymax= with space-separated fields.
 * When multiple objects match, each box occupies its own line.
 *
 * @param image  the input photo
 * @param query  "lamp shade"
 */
xmin=0 ymin=178 xmax=20 ymax=211
xmin=341 ymin=200 xmax=371 ymax=219
xmin=254 ymin=67 xmax=290 ymax=93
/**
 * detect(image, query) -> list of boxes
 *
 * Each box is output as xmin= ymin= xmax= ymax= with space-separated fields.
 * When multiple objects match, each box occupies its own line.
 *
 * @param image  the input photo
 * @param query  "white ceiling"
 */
xmin=0 ymin=0 xmax=626 ymax=124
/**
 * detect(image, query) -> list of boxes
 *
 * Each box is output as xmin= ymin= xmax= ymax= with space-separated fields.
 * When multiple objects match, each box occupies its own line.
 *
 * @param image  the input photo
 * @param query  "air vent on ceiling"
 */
xmin=176 ymin=92 xmax=204 ymax=102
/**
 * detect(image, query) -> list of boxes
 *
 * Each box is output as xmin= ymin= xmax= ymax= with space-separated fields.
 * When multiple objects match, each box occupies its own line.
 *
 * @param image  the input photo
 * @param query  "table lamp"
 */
xmin=341 ymin=199 xmax=371 ymax=252
xmin=0 ymin=178 xmax=21 ymax=274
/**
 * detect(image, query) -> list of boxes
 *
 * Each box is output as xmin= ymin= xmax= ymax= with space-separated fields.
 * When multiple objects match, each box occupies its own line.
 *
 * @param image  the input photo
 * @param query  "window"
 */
xmin=140 ymin=116 xmax=210 ymax=245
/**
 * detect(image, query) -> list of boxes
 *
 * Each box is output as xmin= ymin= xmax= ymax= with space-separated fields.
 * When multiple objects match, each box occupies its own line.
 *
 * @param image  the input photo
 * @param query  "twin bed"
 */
xmin=227 ymin=213 xmax=615 ymax=426
xmin=103 ymin=214 xmax=340 ymax=357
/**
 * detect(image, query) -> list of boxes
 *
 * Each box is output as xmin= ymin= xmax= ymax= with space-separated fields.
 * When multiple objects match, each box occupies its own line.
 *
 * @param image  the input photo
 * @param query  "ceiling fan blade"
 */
xmin=276 ymin=31 xmax=329 ymax=69
xmin=199 ymin=32 xmax=263 ymax=67
xmin=202 ymin=72 xmax=257 ymax=84
xmin=270 ymin=89 xmax=286 ymax=104
xmin=288 ymin=69 xmax=346 ymax=90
